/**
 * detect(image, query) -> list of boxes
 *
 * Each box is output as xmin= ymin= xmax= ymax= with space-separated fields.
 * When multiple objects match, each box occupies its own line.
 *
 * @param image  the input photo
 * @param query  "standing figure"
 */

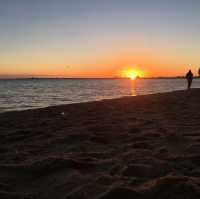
xmin=186 ymin=70 xmax=193 ymax=89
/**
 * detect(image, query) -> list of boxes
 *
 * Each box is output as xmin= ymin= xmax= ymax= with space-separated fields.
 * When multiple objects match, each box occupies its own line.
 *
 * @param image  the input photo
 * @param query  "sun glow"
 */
xmin=121 ymin=68 xmax=143 ymax=80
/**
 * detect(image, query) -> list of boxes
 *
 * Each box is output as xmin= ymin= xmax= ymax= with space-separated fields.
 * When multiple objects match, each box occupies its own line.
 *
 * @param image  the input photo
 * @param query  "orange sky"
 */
xmin=1 ymin=48 xmax=199 ymax=78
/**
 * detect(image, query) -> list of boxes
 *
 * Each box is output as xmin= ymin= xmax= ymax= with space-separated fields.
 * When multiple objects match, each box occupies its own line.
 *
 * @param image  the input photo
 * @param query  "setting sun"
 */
xmin=121 ymin=68 xmax=143 ymax=80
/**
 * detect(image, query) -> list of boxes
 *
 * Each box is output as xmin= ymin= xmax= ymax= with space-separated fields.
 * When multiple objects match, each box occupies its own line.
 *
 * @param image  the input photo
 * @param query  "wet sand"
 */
xmin=1 ymin=89 xmax=200 ymax=199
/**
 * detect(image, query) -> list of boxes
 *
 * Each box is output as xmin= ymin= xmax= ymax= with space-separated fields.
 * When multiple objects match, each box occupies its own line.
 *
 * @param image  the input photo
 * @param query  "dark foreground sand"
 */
xmin=1 ymin=89 xmax=200 ymax=199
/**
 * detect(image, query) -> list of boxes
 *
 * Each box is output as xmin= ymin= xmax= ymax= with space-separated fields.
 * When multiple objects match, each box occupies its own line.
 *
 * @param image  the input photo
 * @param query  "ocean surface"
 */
xmin=0 ymin=78 xmax=200 ymax=112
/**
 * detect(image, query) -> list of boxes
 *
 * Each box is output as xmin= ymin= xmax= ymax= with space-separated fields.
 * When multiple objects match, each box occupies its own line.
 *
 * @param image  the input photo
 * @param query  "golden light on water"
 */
xmin=121 ymin=68 xmax=143 ymax=80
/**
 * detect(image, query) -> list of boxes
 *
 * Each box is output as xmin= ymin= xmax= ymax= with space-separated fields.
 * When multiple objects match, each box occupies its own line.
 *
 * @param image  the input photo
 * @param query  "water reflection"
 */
xmin=130 ymin=80 xmax=137 ymax=96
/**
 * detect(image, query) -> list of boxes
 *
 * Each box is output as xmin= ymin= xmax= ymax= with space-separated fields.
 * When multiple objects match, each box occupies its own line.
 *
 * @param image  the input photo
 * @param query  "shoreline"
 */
xmin=1 ymin=89 xmax=200 ymax=198
xmin=0 ymin=77 xmax=192 ymax=80
xmin=0 ymin=88 xmax=189 ymax=114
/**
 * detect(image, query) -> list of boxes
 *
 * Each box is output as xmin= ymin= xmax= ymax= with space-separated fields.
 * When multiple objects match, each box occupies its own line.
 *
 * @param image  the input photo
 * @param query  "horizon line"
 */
xmin=0 ymin=76 xmax=198 ymax=80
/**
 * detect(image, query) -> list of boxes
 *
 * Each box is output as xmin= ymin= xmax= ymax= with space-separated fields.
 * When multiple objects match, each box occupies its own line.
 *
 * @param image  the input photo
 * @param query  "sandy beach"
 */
xmin=1 ymin=89 xmax=200 ymax=199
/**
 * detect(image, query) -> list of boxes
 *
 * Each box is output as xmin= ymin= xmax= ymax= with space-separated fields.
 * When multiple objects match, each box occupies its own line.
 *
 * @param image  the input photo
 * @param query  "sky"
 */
xmin=1 ymin=0 xmax=200 ymax=78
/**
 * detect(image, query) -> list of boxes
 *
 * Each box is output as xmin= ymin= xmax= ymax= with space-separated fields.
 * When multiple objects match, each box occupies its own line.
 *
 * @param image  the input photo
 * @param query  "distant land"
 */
xmin=0 ymin=76 xmax=196 ymax=80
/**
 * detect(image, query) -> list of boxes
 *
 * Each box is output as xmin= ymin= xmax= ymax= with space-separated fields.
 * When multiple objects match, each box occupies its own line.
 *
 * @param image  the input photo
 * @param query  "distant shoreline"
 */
xmin=0 ymin=76 xmax=199 ymax=80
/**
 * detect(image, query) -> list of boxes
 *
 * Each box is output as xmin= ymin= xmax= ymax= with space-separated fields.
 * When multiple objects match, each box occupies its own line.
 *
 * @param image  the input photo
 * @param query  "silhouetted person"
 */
xmin=198 ymin=68 xmax=200 ymax=77
xmin=186 ymin=70 xmax=193 ymax=89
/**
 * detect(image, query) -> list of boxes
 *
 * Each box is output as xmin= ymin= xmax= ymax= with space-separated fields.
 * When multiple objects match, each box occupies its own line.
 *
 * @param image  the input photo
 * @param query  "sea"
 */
xmin=0 ymin=78 xmax=200 ymax=113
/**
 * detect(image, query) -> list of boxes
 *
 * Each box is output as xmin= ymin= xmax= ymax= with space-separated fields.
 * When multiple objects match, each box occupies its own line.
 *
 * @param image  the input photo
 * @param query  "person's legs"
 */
xmin=190 ymin=79 xmax=193 ymax=88
xmin=188 ymin=79 xmax=192 ymax=89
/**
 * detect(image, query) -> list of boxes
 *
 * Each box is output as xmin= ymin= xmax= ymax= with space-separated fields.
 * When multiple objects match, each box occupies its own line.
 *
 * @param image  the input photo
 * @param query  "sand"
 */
xmin=0 ymin=89 xmax=200 ymax=199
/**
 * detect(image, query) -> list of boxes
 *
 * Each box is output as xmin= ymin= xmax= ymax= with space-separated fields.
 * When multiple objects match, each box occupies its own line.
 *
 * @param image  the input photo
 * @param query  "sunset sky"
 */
xmin=1 ymin=0 xmax=200 ymax=78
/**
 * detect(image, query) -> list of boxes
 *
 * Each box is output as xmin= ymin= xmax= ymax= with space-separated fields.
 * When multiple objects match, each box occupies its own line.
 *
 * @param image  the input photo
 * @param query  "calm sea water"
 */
xmin=0 ymin=78 xmax=200 ymax=112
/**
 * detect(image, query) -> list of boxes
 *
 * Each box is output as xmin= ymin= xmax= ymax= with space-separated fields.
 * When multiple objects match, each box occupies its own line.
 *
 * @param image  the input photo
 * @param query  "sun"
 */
xmin=126 ymin=70 xmax=138 ymax=80
xmin=121 ymin=68 xmax=141 ymax=80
